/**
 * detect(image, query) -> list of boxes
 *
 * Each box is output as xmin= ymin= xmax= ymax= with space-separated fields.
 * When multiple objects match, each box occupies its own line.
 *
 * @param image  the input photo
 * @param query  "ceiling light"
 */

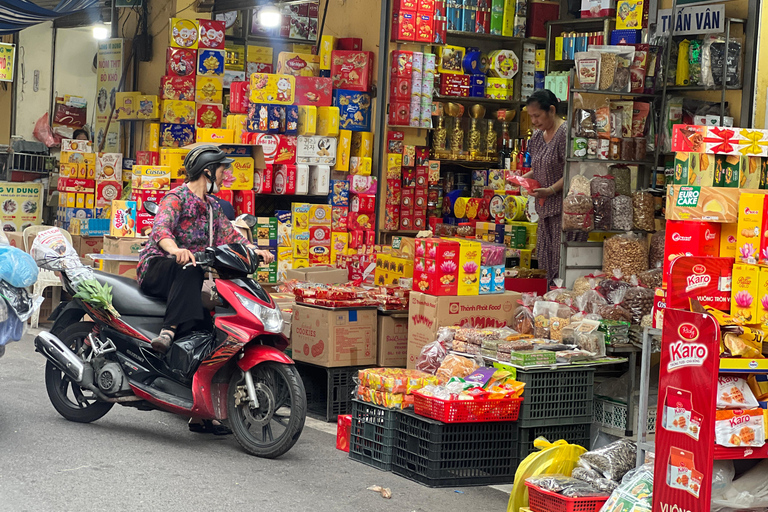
xmin=93 ymin=25 xmax=109 ymax=40
xmin=259 ymin=5 xmax=281 ymax=28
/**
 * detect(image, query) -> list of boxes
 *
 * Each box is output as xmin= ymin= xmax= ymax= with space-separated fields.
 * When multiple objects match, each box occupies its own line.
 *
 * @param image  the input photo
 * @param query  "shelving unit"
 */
xmin=545 ymin=17 xmax=615 ymax=74
xmin=558 ymin=70 xmax=662 ymax=286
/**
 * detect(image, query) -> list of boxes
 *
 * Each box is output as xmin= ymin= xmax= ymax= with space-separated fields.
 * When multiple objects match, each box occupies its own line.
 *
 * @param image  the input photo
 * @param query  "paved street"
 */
xmin=0 ymin=333 xmax=511 ymax=512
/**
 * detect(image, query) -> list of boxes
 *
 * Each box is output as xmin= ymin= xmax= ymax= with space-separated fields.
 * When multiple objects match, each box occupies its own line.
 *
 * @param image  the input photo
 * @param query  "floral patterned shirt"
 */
xmin=137 ymin=184 xmax=246 ymax=284
xmin=529 ymin=122 xmax=567 ymax=219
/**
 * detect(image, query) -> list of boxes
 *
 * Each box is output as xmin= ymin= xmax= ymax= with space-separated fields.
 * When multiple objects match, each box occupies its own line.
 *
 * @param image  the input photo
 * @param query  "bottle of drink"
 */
xmin=523 ymin=136 xmax=532 ymax=169
xmin=499 ymin=136 xmax=510 ymax=170
xmin=511 ymin=139 xmax=520 ymax=175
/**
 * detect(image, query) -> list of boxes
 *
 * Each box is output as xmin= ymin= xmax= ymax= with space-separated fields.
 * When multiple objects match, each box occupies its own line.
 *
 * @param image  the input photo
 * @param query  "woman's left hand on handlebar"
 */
xmin=255 ymin=249 xmax=274 ymax=264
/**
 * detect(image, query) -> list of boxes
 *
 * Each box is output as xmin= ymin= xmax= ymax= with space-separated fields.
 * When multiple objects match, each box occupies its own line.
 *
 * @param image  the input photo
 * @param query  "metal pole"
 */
xmin=316 ymin=0 xmax=331 ymax=50
xmin=374 ymin=0 xmax=392 ymax=243
xmin=10 ymin=32 xmax=18 ymax=137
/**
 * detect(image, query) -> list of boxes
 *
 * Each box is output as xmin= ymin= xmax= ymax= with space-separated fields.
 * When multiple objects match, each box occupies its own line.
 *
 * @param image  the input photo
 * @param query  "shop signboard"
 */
xmin=658 ymin=4 xmax=725 ymax=35
xmin=0 ymin=182 xmax=43 ymax=232
xmin=0 ymin=43 xmax=15 ymax=82
xmin=653 ymin=307 xmax=719 ymax=510
xmin=94 ymin=39 xmax=124 ymax=153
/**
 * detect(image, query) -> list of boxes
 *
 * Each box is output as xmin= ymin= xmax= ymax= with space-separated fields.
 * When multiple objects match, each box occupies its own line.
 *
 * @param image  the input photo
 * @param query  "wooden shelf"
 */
xmin=571 ymin=88 xmax=660 ymax=98
xmin=446 ymin=30 xmax=544 ymax=45
xmin=567 ymin=158 xmax=655 ymax=166
xmin=434 ymin=94 xmax=520 ymax=106
xmin=434 ymin=159 xmax=499 ymax=169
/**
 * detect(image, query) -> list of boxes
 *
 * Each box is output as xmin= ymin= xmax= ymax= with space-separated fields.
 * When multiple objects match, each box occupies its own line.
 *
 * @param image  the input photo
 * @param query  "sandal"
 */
xmin=151 ymin=329 xmax=175 ymax=354
xmin=189 ymin=419 xmax=232 ymax=436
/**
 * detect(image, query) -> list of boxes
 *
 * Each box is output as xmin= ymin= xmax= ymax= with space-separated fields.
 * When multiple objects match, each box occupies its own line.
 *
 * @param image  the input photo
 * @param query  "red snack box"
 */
xmin=196 ymin=103 xmax=223 ymax=128
xmin=388 ymin=103 xmax=411 ymax=126
xmin=330 ymin=51 xmax=375 ymax=91
xmin=166 ymin=48 xmax=197 ymax=77
xmin=418 ymin=0 xmax=435 ymax=13
xmin=308 ymin=3 xmax=319 ymax=18
xmin=394 ymin=0 xmax=418 ymax=11
xmin=433 ymin=17 xmax=447 ymax=44
xmin=234 ymin=190 xmax=255 ymax=216
xmin=387 ymin=130 xmax=405 ymax=153
xmin=434 ymin=0 xmax=446 ymax=16
xmin=216 ymin=190 xmax=234 ymax=204
xmin=252 ymin=134 xmax=297 ymax=165
xmin=390 ymin=77 xmax=413 ymax=102
xmin=254 ymin=165 xmax=273 ymax=193
xmin=135 ymin=151 xmax=159 ymax=165
xmin=425 ymin=238 xmax=460 ymax=265
xmin=58 ymin=177 xmax=95 ymax=193
xmin=414 ymin=271 xmax=457 ymax=295
xmin=198 ymin=19 xmax=225 ymax=49
xmin=415 ymin=166 xmax=428 ymax=186
xmin=309 ymin=225 xmax=332 ymax=247
xmin=349 ymin=211 xmax=375 ymax=230
xmin=415 ymin=188 xmax=428 ymax=209
xmin=440 ymin=82 xmax=469 ymax=97
xmin=385 ymin=204 xmax=400 ymax=230
xmin=667 ymin=256 xmax=734 ymax=312
xmin=414 ymin=214 xmax=427 ymax=230
xmin=332 ymin=206 xmax=349 ymax=231
xmin=336 ymin=414 xmax=351 ymax=452
xmin=415 ymin=14 xmax=434 ymax=43
xmin=400 ymin=213 xmax=414 ymax=230
xmin=160 ymin=75 xmax=195 ymax=101
xmin=441 ymin=73 xmax=471 ymax=87
xmin=351 ymin=193 xmax=376 ymax=214
xmin=229 ymin=82 xmax=250 ymax=114
xmin=663 ymin=220 xmax=721 ymax=287
xmin=416 ymin=147 xmax=430 ymax=163
xmin=131 ymin=188 xmax=167 ymax=212
xmin=337 ymin=38 xmax=363 ymax=50
xmin=293 ymin=76 xmax=333 ymax=106
xmin=391 ymin=51 xmax=414 ymax=77
xmin=401 ymin=188 xmax=415 ymax=208
xmin=273 ymin=164 xmax=297 ymax=194
xmin=96 ymin=180 xmax=122 ymax=208
xmin=392 ymin=11 xmax=417 ymax=42
xmin=387 ymin=179 xmax=402 ymax=205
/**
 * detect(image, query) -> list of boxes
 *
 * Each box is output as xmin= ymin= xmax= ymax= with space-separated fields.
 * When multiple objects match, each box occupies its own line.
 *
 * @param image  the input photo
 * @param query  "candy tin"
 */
xmin=195 ymin=76 xmax=223 ymax=103
xmin=330 ymin=51 xmax=375 ymax=91
xmin=297 ymin=135 xmax=338 ymax=165
xmin=249 ymin=73 xmax=296 ymax=105
xmin=198 ymin=19 xmax=225 ymax=49
xmin=197 ymin=49 xmax=225 ymax=76
xmin=293 ymin=76 xmax=333 ymax=106
xmin=160 ymin=123 xmax=195 ymax=148
xmin=487 ymin=49 xmax=519 ymax=79
xmin=333 ymin=90 xmax=372 ymax=132
xmin=437 ymin=45 xmax=465 ymax=74
xmin=166 ymin=48 xmax=196 ymax=77
xmin=160 ymin=100 xmax=196 ymax=125
xmin=170 ymin=18 xmax=199 ymax=49
xmin=160 ymin=76 xmax=195 ymax=101
xmin=276 ymin=52 xmax=321 ymax=77
xmin=196 ymin=103 xmax=224 ymax=129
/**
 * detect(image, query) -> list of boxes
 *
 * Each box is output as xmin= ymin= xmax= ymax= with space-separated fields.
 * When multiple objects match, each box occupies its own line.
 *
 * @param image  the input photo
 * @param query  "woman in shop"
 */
xmin=521 ymin=89 xmax=569 ymax=285
xmin=73 ymin=129 xmax=89 ymax=141
xmin=137 ymin=144 xmax=274 ymax=354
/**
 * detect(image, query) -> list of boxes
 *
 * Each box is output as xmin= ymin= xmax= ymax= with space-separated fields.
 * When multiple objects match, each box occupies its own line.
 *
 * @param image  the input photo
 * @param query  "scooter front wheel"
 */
xmin=227 ymin=362 xmax=306 ymax=458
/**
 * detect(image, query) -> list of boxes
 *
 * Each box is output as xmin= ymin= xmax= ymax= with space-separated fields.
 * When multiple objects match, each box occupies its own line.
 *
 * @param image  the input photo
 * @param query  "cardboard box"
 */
xmin=103 ymin=260 xmax=138 ymax=280
xmin=291 ymin=304 xmax=377 ymax=367
xmin=377 ymin=314 xmax=408 ymax=367
xmin=406 ymin=291 xmax=520 ymax=368
xmin=736 ymin=193 xmax=766 ymax=264
xmin=102 ymin=236 xmax=146 ymax=256
xmin=663 ymin=221 xmax=721 ymax=286
xmin=79 ymin=236 xmax=104 ymax=257
xmin=284 ymin=265 xmax=348 ymax=284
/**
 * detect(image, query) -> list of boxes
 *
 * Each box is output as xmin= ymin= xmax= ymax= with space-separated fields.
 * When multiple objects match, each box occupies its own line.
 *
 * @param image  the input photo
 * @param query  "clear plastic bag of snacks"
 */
xmin=608 ymin=165 xmax=631 ymax=196
xmin=569 ymin=174 xmax=591 ymax=196
xmin=563 ymin=194 xmax=594 ymax=232
xmin=649 ymin=229 xmax=665 ymax=269
xmin=576 ymin=279 xmax=608 ymax=316
xmin=579 ymin=439 xmax=637 ymax=481
xmin=622 ymin=276 xmax=655 ymax=324
xmin=597 ymin=270 xmax=632 ymax=298
xmin=532 ymin=300 xmax=556 ymax=338
xmin=590 ymin=175 xmax=616 ymax=198
xmin=480 ymin=242 xmax=506 ymax=266
xmin=632 ymin=190 xmax=656 ymax=231
xmin=603 ymin=232 xmax=649 ymax=279
xmin=611 ymin=195 xmax=633 ymax=231
xmin=513 ymin=293 xmax=536 ymax=335
xmin=573 ymin=273 xmax=605 ymax=297
xmin=550 ymin=304 xmax=575 ymax=341
xmin=415 ymin=327 xmax=456 ymax=374
xmin=637 ymin=267 xmax=662 ymax=289
xmin=593 ymin=195 xmax=612 ymax=231
xmin=436 ymin=353 xmax=480 ymax=382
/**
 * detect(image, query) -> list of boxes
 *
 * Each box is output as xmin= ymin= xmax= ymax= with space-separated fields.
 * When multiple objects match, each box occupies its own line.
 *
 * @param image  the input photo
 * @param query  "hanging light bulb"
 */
xmin=93 ymin=25 xmax=109 ymax=40
xmin=259 ymin=5 xmax=281 ymax=28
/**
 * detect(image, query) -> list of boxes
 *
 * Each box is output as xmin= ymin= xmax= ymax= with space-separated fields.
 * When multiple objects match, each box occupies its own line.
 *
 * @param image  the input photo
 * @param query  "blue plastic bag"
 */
xmin=0 ymin=308 xmax=24 ymax=347
xmin=0 ymin=246 xmax=38 ymax=288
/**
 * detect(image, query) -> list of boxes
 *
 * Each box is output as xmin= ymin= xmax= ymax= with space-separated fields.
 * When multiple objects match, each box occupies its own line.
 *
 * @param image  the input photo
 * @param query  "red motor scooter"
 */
xmin=34 ymin=217 xmax=306 ymax=458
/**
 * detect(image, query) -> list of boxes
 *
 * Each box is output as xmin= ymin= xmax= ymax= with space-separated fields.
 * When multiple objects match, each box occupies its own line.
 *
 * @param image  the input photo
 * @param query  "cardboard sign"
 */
xmin=658 ymin=4 xmax=724 ymax=35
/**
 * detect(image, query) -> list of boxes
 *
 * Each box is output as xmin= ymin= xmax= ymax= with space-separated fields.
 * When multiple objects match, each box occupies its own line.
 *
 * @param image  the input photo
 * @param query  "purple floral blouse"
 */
xmin=529 ymin=123 xmax=567 ymax=219
xmin=137 ymin=184 xmax=246 ymax=284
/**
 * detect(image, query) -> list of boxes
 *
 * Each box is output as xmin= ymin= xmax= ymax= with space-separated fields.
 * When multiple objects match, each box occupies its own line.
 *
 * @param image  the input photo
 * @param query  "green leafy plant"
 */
xmin=73 ymin=278 xmax=119 ymax=318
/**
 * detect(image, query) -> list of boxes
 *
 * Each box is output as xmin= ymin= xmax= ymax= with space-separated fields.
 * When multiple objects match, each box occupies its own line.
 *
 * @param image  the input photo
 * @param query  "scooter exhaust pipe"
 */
xmin=34 ymin=332 xmax=87 ymax=384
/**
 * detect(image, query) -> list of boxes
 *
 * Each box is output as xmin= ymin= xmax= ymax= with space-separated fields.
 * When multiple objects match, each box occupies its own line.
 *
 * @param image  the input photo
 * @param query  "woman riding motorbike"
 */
xmin=137 ymin=145 xmax=274 ymax=354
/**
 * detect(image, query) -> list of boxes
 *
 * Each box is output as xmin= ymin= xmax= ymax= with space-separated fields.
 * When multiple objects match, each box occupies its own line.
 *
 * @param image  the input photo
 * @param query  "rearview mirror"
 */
xmin=144 ymin=199 xmax=159 ymax=216
xmin=235 ymin=214 xmax=257 ymax=228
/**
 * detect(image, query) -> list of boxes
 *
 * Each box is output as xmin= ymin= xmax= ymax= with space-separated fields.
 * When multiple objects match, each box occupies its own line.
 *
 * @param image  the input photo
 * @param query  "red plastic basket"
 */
xmin=411 ymin=391 xmax=522 ymax=423
xmin=525 ymin=483 xmax=609 ymax=512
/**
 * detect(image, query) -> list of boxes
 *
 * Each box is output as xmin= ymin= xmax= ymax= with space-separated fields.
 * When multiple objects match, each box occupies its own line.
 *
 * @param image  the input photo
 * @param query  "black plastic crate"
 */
xmin=516 ymin=367 xmax=595 ymax=427
xmin=392 ymin=409 xmax=519 ymax=487
xmin=517 ymin=423 xmax=591 ymax=461
xmin=296 ymin=362 xmax=369 ymax=422
xmin=349 ymin=399 xmax=400 ymax=471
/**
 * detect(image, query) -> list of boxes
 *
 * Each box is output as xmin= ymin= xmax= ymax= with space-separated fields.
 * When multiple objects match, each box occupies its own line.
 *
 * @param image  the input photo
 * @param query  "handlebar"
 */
xmin=173 ymin=246 xmax=263 ymax=268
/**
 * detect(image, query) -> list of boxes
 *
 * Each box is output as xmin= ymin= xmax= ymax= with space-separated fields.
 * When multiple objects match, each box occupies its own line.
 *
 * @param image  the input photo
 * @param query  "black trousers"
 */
xmin=140 ymin=257 xmax=208 ymax=333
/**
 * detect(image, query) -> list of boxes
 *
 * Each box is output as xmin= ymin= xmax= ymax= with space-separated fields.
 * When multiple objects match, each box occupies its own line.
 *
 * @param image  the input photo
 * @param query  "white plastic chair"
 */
xmin=23 ymin=225 xmax=72 ymax=328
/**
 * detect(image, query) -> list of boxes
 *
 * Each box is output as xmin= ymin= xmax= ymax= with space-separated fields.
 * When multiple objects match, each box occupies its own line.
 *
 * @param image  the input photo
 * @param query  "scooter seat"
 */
xmin=94 ymin=270 xmax=167 ymax=317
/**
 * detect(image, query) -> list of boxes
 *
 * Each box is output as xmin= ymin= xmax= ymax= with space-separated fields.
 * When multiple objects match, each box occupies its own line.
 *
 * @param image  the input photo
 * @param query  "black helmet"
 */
xmin=184 ymin=145 xmax=234 ymax=182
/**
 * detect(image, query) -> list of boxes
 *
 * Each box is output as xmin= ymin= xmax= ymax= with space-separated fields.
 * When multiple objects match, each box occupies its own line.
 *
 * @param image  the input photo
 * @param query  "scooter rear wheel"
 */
xmin=44 ymin=322 xmax=114 ymax=423
xmin=227 ymin=362 xmax=306 ymax=458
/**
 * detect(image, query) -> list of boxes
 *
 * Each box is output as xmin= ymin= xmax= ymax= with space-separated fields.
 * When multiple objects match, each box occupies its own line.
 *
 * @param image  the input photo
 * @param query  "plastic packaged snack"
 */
xmin=436 ymin=354 xmax=479 ymax=381
xmin=648 ymin=230 xmax=665 ymax=270
xmin=597 ymin=271 xmax=632 ymax=298
xmin=590 ymin=175 xmax=616 ymax=198
xmin=632 ymin=190 xmax=655 ymax=232
xmin=600 ymin=464 xmax=653 ymax=512
xmin=715 ymin=409 xmax=765 ymax=447
xmin=550 ymin=304 xmax=574 ymax=341
xmin=608 ymin=165 xmax=631 ymax=196
xmin=611 ymin=195 xmax=633 ymax=231
xmin=563 ymin=194 xmax=594 ymax=232
xmin=579 ymin=439 xmax=637 ymax=481
xmin=532 ymin=300 xmax=555 ymax=338
xmin=572 ymin=466 xmax=619 ymax=493
xmin=591 ymin=196 xmax=612 ymax=231
xmin=513 ymin=293 xmax=536 ymax=334
xmin=603 ymin=232 xmax=649 ymax=279
xmin=592 ymin=45 xmax=635 ymax=92
xmin=575 ymin=51 xmax=601 ymax=90
xmin=526 ymin=475 xmax=582 ymax=493
xmin=568 ymin=174 xmax=592 ymax=196
xmin=572 ymin=108 xmax=597 ymax=137
xmin=637 ymin=267 xmax=662 ymax=289
xmin=717 ymin=375 xmax=759 ymax=409
xmin=623 ymin=277 xmax=655 ymax=324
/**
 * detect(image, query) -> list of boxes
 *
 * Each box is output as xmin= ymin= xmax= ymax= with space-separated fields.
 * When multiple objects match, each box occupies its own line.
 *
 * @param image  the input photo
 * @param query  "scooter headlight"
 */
xmin=235 ymin=293 xmax=284 ymax=334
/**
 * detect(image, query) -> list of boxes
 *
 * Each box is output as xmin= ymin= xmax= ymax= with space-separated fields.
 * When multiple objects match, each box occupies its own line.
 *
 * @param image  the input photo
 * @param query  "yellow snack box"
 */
xmin=136 ymin=95 xmax=160 ymax=120
xmin=309 ymin=204 xmax=331 ymax=225
xmin=535 ymin=50 xmax=546 ymax=72
xmin=298 ymin=106 xmax=317 ymax=135
xmin=720 ymin=222 xmax=738 ymax=258
xmin=351 ymin=132 xmax=373 ymax=158
xmin=143 ymin=122 xmax=160 ymax=152
xmin=59 ymin=162 xmax=77 ymax=178
xmin=736 ymin=193 xmax=765 ymax=264
xmin=77 ymin=164 xmax=87 ymax=179
xmin=196 ymin=128 xmax=234 ymax=144
xmin=387 ymin=153 xmax=403 ymax=179
xmin=110 ymin=200 xmax=137 ymax=238
xmin=277 ymin=247 xmax=294 ymax=281
xmin=85 ymin=193 xmax=95 ymax=209
xmin=349 ymin=156 xmax=372 ymax=176
xmin=698 ymin=153 xmax=715 ymax=187
xmin=249 ymin=73 xmax=296 ymax=105
xmin=293 ymin=258 xmax=309 ymax=269
xmin=449 ymin=238 xmax=482 ymax=296
xmin=195 ymin=76 xmax=224 ymax=104
xmin=334 ymin=130 xmax=352 ymax=172
xmin=75 ymin=194 xmax=85 ymax=209
xmin=759 ymin=267 xmax=768 ymax=325
xmin=160 ymin=148 xmax=190 ymax=179
xmin=247 ymin=45 xmax=273 ymax=64
xmin=746 ymin=156 xmax=762 ymax=190
xmin=60 ymin=151 xmax=96 ymax=165
xmin=317 ymin=107 xmax=340 ymax=137
xmin=161 ymin=100 xmax=196 ymax=125
xmin=224 ymin=156 xmax=255 ymax=191
xmin=331 ymin=231 xmax=348 ymax=264
xmin=292 ymin=203 xmax=311 ymax=230
xmin=293 ymin=229 xmax=310 ymax=258
xmin=132 ymin=165 xmax=171 ymax=190
xmin=319 ymin=36 xmax=337 ymax=70
xmin=276 ymin=52 xmax=320 ymax=77
xmin=732 ymin=263 xmax=760 ymax=324
xmin=115 ymin=92 xmax=139 ymax=120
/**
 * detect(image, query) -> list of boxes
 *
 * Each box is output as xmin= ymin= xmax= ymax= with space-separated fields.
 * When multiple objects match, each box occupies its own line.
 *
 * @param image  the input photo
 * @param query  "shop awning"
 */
xmin=0 ymin=0 xmax=99 ymax=34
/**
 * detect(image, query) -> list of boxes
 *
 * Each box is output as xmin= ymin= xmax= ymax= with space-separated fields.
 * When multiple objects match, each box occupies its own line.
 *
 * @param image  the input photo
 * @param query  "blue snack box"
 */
xmin=160 ymin=123 xmax=195 ymax=147
xmin=285 ymin=105 xmax=299 ymax=135
xmin=333 ymin=90 xmax=372 ymax=132
xmin=328 ymin=179 xmax=349 ymax=206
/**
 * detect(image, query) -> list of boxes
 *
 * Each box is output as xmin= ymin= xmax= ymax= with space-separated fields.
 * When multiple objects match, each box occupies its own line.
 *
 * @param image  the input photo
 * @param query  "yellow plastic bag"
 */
xmin=507 ymin=437 xmax=587 ymax=512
